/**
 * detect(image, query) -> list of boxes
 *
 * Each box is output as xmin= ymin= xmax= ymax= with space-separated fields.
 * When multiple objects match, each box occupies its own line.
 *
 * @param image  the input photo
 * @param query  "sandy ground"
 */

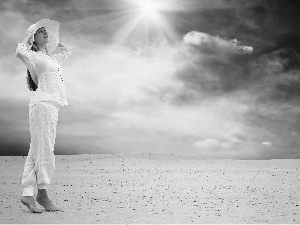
xmin=0 ymin=153 xmax=299 ymax=224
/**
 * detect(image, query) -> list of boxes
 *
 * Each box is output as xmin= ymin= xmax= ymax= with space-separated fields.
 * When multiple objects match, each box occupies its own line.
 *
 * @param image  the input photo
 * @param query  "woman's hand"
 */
xmin=57 ymin=42 xmax=67 ymax=48
xmin=22 ymin=33 xmax=33 ymax=47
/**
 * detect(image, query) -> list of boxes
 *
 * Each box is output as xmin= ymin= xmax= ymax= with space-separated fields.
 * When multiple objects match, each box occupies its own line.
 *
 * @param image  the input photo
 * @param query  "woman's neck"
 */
xmin=36 ymin=44 xmax=47 ymax=54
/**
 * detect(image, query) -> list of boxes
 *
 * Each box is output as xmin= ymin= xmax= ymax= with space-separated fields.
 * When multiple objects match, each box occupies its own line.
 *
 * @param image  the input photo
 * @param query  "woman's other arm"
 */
xmin=52 ymin=41 xmax=72 ymax=65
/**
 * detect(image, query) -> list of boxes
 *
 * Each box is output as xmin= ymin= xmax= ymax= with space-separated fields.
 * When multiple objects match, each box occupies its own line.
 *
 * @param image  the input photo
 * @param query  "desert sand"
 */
xmin=0 ymin=153 xmax=299 ymax=224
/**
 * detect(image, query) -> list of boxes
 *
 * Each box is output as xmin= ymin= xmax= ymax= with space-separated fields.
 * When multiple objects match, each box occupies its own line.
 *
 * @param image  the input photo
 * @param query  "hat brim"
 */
xmin=33 ymin=19 xmax=60 ymax=54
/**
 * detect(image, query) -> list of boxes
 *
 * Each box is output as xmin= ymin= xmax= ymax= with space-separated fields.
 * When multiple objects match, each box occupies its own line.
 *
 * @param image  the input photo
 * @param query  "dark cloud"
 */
xmin=243 ymin=101 xmax=300 ymax=159
xmin=1 ymin=0 xmax=137 ymax=23
xmin=249 ymin=47 xmax=300 ymax=102
xmin=163 ymin=0 xmax=300 ymax=53
xmin=172 ymin=32 xmax=254 ymax=100
xmin=170 ymin=29 xmax=300 ymax=158
xmin=173 ymin=31 xmax=300 ymax=102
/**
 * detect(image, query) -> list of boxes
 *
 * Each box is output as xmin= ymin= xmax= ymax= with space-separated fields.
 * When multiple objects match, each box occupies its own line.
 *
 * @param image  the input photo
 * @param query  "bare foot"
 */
xmin=36 ymin=189 xmax=60 ymax=212
xmin=21 ymin=196 xmax=42 ymax=213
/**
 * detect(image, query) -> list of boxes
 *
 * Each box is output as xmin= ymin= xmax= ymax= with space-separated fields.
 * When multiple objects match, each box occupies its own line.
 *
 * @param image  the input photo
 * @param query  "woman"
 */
xmin=15 ymin=19 xmax=72 ymax=213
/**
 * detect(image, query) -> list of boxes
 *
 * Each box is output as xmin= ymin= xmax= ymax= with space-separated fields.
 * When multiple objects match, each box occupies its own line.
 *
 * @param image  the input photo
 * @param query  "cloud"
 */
xmin=194 ymin=138 xmax=221 ymax=148
xmin=183 ymin=31 xmax=253 ymax=54
xmin=262 ymin=142 xmax=272 ymax=146
xmin=170 ymin=30 xmax=300 ymax=159
xmin=194 ymin=136 xmax=242 ymax=151
xmin=249 ymin=47 xmax=300 ymax=101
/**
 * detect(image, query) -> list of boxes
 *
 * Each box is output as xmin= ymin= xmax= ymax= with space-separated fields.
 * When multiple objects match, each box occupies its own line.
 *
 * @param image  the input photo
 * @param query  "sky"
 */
xmin=0 ymin=0 xmax=300 ymax=159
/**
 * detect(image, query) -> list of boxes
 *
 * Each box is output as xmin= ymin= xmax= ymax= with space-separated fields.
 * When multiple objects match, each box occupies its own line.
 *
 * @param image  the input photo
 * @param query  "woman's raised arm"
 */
xmin=15 ymin=33 xmax=36 ymax=69
xmin=51 ymin=41 xmax=72 ymax=65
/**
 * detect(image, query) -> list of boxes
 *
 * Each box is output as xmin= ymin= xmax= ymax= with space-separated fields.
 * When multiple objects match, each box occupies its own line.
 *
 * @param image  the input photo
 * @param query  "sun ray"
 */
xmin=111 ymin=12 xmax=145 ymax=45
xmin=64 ymin=0 xmax=190 ymax=47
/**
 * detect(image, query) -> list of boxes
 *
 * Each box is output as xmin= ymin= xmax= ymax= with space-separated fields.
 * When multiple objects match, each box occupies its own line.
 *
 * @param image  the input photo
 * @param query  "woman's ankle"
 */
xmin=37 ymin=188 xmax=48 ymax=196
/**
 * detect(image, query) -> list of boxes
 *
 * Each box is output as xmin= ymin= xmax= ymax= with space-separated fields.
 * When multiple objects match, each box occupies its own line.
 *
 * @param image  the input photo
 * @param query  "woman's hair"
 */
xmin=26 ymin=42 xmax=38 ymax=91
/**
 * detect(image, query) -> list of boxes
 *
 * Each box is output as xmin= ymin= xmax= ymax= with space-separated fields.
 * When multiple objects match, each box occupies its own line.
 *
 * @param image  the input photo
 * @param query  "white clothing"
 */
xmin=15 ymin=43 xmax=72 ymax=107
xmin=22 ymin=101 xmax=59 ymax=196
xmin=15 ymin=43 xmax=72 ymax=196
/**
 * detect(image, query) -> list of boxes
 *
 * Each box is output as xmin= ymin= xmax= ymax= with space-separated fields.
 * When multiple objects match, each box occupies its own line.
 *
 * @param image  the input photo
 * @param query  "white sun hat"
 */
xmin=25 ymin=19 xmax=60 ymax=54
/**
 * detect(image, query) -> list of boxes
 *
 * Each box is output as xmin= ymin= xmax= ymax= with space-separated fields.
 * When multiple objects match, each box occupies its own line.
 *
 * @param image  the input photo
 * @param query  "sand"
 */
xmin=0 ymin=153 xmax=299 ymax=224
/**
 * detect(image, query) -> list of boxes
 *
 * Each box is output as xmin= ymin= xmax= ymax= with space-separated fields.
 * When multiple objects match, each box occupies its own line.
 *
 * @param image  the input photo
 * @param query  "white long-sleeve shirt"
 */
xmin=15 ymin=43 xmax=72 ymax=108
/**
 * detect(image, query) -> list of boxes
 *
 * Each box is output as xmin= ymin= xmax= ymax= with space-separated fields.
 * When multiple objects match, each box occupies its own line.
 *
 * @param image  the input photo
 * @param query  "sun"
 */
xmin=140 ymin=0 xmax=160 ymax=18
xmin=89 ymin=0 xmax=182 ymax=45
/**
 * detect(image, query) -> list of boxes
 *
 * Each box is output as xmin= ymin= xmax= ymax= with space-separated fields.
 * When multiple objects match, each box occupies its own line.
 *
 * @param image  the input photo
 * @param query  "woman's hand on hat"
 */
xmin=57 ymin=41 xmax=67 ymax=48
xmin=22 ymin=33 xmax=33 ymax=46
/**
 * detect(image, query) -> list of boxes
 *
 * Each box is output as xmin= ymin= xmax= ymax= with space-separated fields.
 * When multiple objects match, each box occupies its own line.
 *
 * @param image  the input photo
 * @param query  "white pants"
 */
xmin=22 ymin=101 xmax=60 ymax=196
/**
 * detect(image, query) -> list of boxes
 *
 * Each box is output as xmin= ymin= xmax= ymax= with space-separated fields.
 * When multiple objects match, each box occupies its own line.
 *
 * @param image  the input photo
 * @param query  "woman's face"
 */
xmin=34 ymin=27 xmax=48 ymax=45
